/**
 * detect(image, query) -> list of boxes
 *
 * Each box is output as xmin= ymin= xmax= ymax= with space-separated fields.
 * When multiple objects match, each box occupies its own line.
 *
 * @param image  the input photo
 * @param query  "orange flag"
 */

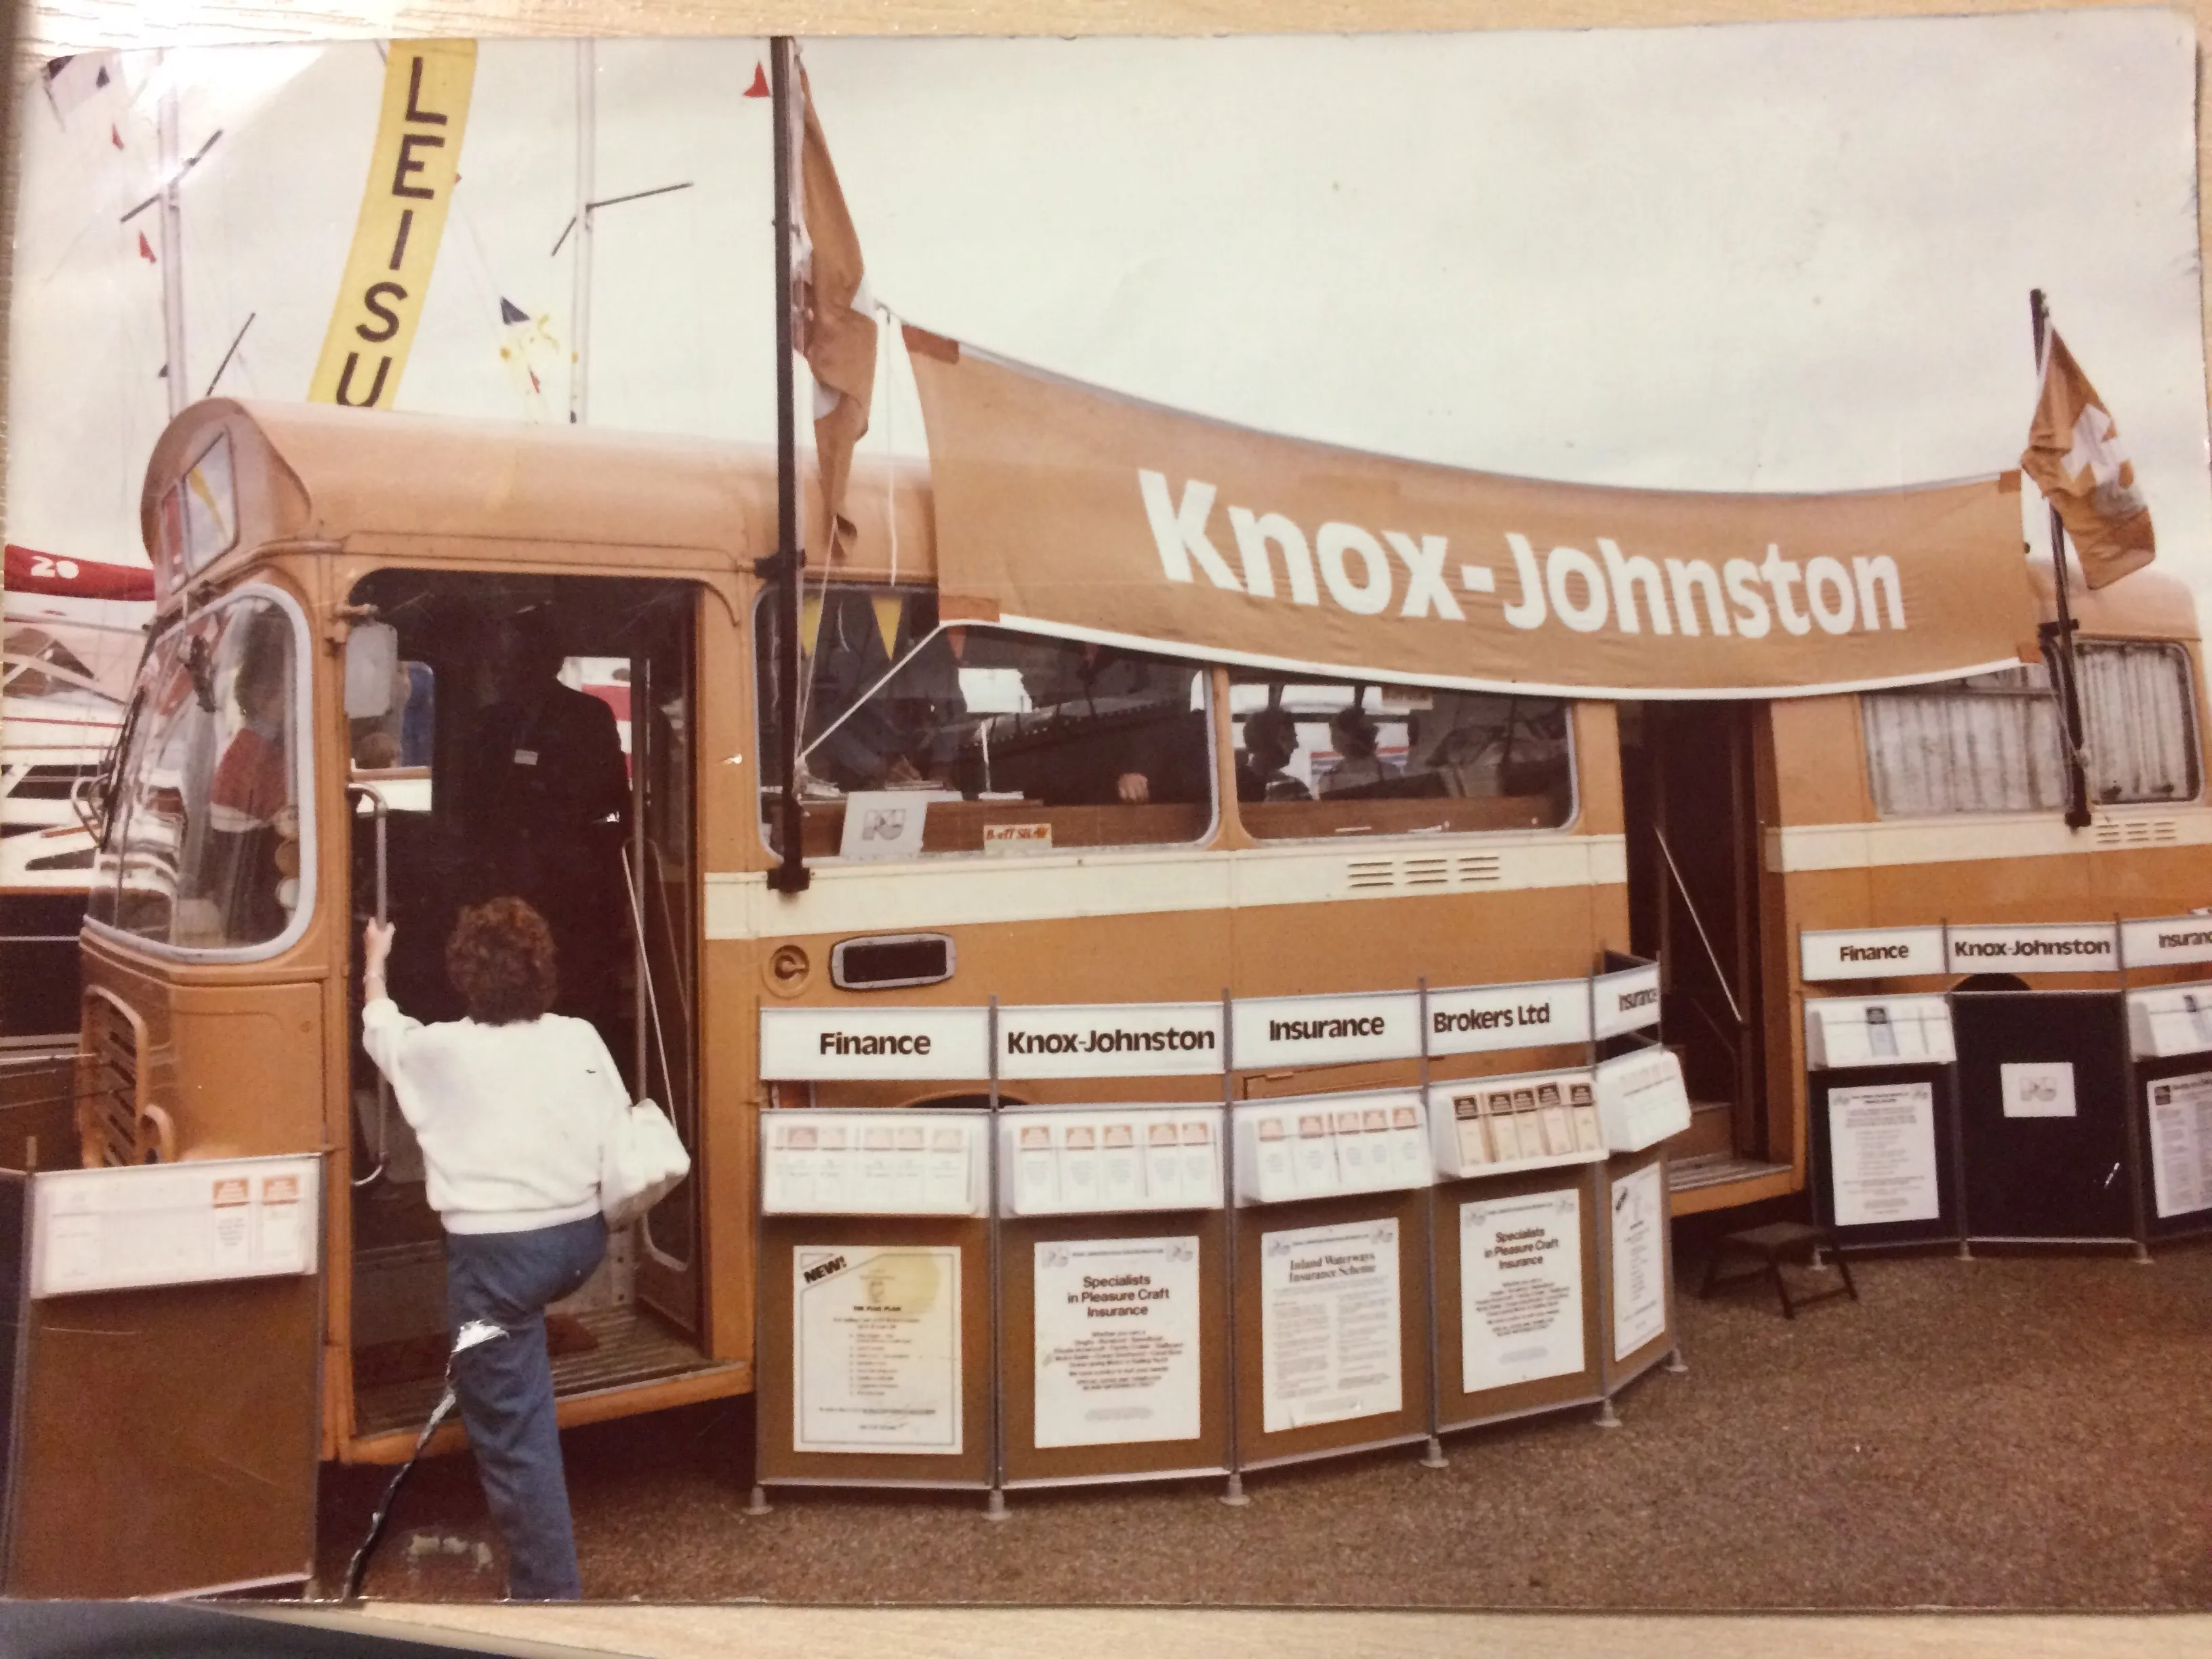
xmin=2020 ymin=330 xmax=2154 ymax=589
xmin=795 ymin=69 xmax=877 ymax=562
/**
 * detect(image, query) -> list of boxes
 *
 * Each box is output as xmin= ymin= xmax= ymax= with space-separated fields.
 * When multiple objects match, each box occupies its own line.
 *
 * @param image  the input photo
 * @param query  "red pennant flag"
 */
xmin=109 ymin=122 xmax=122 ymax=150
xmin=137 ymin=230 xmax=155 ymax=262
xmin=743 ymin=62 xmax=770 ymax=98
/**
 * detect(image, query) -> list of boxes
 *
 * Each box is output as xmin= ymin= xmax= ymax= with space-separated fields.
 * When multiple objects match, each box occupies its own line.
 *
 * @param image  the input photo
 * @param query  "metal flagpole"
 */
xmin=156 ymin=52 xmax=188 ymax=417
xmin=2029 ymin=289 xmax=2093 ymax=831
xmin=568 ymin=39 xmax=595 ymax=426
xmin=766 ymin=39 xmax=811 ymax=893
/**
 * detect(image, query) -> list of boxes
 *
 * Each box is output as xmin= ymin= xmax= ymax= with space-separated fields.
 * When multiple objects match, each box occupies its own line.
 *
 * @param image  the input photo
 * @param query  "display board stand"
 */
xmin=1597 ymin=1143 xmax=1681 ymax=1421
xmin=1801 ymin=974 xmax=1966 ymax=1256
xmin=751 ymin=953 xmax=1689 ymax=1513
xmin=1950 ymin=985 xmax=2138 ymax=1252
xmin=1431 ymin=1160 xmax=1605 ymax=1435
xmin=1229 ymin=1185 xmax=1434 ymax=1472
xmin=2117 ymin=930 xmax=2212 ymax=1249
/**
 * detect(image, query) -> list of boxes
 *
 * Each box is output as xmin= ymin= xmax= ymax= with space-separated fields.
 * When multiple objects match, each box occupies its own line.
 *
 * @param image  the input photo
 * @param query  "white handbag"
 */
xmin=602 ymin=1097 xmax=691 ymax=1226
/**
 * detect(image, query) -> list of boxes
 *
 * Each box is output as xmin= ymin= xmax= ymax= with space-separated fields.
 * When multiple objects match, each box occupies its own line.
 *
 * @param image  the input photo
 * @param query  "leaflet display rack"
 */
xmin=1802 ymin=992 xmax=1965 ymax=1252
xmin=752 ymin=958 xmax=1692 ymax=1514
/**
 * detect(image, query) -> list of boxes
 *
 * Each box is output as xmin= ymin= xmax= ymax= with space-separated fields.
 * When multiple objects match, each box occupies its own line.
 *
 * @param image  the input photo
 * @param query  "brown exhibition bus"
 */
xmin=55 ymin=398 xmax=2212 ymax=1488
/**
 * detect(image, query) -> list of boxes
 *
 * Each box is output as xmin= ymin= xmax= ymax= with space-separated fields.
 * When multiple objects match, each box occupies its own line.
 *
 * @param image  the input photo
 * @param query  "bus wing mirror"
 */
xmin=344 ymin=622 xmax=398 ymax=720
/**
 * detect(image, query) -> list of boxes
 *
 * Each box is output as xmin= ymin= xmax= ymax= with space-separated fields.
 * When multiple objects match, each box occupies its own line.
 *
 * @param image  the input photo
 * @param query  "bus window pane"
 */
xmin=350 ymin=659 xmax=436 ymax=813
xmin=100 ymin=596 xmax=304 ymax=949
xmin=2081 ymin=642 xmax=2198 ymax=805
xmin=760 ymin=590 xmax=1214 ymax=857
xmin=1229 ymin=676 xmax=1572 ymax=839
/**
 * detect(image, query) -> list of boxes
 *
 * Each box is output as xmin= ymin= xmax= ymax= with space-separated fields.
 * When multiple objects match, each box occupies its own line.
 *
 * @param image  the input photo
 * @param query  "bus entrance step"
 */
xmin=352 ymin=1303 xmax=710 ymax=1439
xmin=1666 ymin=1152 xmax=1793 ymax=1195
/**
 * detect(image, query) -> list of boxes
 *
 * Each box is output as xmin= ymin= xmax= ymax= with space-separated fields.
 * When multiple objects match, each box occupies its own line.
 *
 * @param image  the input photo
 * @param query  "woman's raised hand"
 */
xmin=364 ymin=918 xmax=396 ymax=977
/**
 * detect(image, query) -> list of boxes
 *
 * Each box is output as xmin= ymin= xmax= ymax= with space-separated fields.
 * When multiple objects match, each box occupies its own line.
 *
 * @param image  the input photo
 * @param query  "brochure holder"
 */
xmin=1803 ymin=992 xmax=1965 ymax=1254
xmin=995 ymin=1101 xmax=1231 ymax=1490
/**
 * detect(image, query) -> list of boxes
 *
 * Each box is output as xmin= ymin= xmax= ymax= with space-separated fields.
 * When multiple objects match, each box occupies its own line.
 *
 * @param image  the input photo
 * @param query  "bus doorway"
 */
xmin=1620 ymin=700 xmax=1784 ymax=1197
xmin=341 ymin=570 xmax=709 ymax=1450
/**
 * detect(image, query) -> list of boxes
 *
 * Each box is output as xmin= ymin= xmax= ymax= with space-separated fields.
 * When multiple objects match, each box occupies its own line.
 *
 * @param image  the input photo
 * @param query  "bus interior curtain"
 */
xmin=1862 ymin=676 xmax=2067 ymax=817
xmin=2078 ymin=642 xmax=2194 ymax=802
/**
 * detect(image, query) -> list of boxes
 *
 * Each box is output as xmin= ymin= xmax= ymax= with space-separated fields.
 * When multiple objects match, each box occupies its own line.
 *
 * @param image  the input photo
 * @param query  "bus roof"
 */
xmin=2027 ymin=553 xmax=2199 ymax=642
xmin=140 ymin=398 xmax=939 ymax=599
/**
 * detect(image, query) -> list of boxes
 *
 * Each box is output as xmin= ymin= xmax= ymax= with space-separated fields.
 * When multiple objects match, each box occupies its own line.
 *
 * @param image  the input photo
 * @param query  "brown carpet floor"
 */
xmin=320 ymin=1240 xmax=2212 ymax=1609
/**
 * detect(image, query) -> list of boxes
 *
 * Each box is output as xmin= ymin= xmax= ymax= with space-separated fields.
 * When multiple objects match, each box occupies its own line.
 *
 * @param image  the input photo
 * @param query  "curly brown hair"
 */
xmin=445 ymin=897 xmax=558 ymax=1025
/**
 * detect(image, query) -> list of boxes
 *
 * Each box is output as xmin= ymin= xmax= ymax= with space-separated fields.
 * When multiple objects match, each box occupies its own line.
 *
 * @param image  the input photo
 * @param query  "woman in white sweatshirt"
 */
xmin=361 ymin=897 xmax=626 ymax=1600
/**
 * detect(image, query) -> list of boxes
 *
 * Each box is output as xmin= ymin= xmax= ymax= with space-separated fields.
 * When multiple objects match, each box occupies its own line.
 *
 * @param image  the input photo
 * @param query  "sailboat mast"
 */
xmin=156 ymin=51 xmax=187 ymax=417
xmin=568 ymin=39 xmax=596 ymax=425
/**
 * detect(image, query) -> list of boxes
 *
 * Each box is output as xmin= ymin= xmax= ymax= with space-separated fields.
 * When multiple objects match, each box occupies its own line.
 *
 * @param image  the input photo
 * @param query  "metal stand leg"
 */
xmin=1219 ymin=1471 xmax=1249 ymax=1507
xmin=1593 ymin=1396 xmax=1622 ymax=1430
xmin=745 ymin=1485 xmax=773 ymax=1516
xmin=1957 ymin=1238 xmax=1973 ymax=1261
xmin=1420 ymin=1435 xmax=1448 ymax=1469
xmin=984 ymin=1488 xmax=1010 ymax=1522
xmin=1664 ymin=1347 xmax=1689 ymax=1376
xmin=2133 ymin=1241 xmax=2154 ymax=1265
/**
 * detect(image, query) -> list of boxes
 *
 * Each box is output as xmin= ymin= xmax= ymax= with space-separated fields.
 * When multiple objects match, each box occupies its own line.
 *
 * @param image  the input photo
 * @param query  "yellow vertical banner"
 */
xmin=308 ymin=40 xmax=476 ymax=409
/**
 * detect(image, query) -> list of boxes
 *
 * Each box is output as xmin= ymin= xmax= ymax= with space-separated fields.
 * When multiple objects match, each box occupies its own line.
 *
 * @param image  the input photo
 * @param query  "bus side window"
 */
xmin=1862 ymin=643 xmax=2198 ymax=817
xmin=350 ymin=659 xmax=435 ymax=814
xmin=757 ymin=588 xmax=1216 ymax=858
xmin=1228 ymin=675 xmax=1573 ymax=839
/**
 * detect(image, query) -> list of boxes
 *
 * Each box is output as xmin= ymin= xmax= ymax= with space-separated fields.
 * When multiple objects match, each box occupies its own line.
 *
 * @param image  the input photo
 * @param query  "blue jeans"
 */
xmin=443 ymin=1214 xmax=607 ymax=1599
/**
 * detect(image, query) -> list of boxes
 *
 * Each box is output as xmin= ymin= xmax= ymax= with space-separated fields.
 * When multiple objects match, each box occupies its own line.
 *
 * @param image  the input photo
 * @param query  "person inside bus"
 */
xmin=1236 ymin=706 xmax=1312 ymax=803
xmin=1317 ymin=701 xmax=1401 ymax=796
xmin=361 ymin=899 xmax=623 ymax=1601
xmin=1014 ymin=639 xmax=1204 ymax=804
xmin=455 ymin=613 xmax=628 ymax=1029
xmin=203 ymin=617 xmax=296 ymax=943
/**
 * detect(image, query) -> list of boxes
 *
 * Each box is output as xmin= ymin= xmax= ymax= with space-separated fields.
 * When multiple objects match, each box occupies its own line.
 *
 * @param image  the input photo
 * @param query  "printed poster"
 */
xmin=2001 ymin=1061 xmax=2077 ymax=1119
xmin=1259 ymin=1216 xmax=1401 ymax=1433
xmin=2146 ymin=1069 xmax=2212 ymax=1218
xmin=793 ymin=1244 xmax=962 ymax=1454
xmin=1459 ymin=1187 xmax=1586 ymax=1395
xmin=1610 ymin=1162 xmax=1668 ymax=1362
xmin=1827 ymin=1081 xmax=1943 ymax=1228
xmin=1033 ymin=1235 xmax=1203 ymax=1449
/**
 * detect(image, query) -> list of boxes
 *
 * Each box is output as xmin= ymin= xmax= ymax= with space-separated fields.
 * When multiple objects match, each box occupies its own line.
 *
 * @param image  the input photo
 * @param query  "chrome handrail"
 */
xmin=347 ymin=782 xmax=391 ymax=1189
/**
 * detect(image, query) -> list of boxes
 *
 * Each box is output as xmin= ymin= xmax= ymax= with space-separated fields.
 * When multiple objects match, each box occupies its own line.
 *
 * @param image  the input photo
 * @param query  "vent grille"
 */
xmin=2094 ymin=817 xmax=2179 ymax=847
xmin=1344 ymin=853 xmax=1507 ymax=893
xmin=78 ymin=991 xmax=163 ymax=1165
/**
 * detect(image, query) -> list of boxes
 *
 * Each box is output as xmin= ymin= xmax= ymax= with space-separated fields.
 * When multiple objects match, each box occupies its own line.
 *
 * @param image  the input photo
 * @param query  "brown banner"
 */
xmin=907 ymin=332 xmax=2034 ymax=699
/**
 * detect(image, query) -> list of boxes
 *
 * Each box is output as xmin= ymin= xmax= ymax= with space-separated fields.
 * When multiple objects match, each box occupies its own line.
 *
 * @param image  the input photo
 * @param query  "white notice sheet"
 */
xmin=1827 ymin=1082 xmax=1942 ymax=1227
xmin=1259 ymin=1217 xmax=1401 ymax=1433
xmin=793 ymin=1245 xmax=962 ymax=1455
xmin=1610 ymin=1163 xmax=1668 ymax=1362
xmin=2146 ymin=1069 xmax=2212 ymax=1218
xmin=1460 ymin=1188 xmax=1585 ymax=1395
xmin=1033 ymin=1235 xmax=1203 ymax=1449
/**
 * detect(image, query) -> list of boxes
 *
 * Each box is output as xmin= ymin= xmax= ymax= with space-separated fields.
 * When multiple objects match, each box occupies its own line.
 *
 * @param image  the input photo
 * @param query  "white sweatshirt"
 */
xmin=361 ymin=997 xmax=628 ymax=1235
